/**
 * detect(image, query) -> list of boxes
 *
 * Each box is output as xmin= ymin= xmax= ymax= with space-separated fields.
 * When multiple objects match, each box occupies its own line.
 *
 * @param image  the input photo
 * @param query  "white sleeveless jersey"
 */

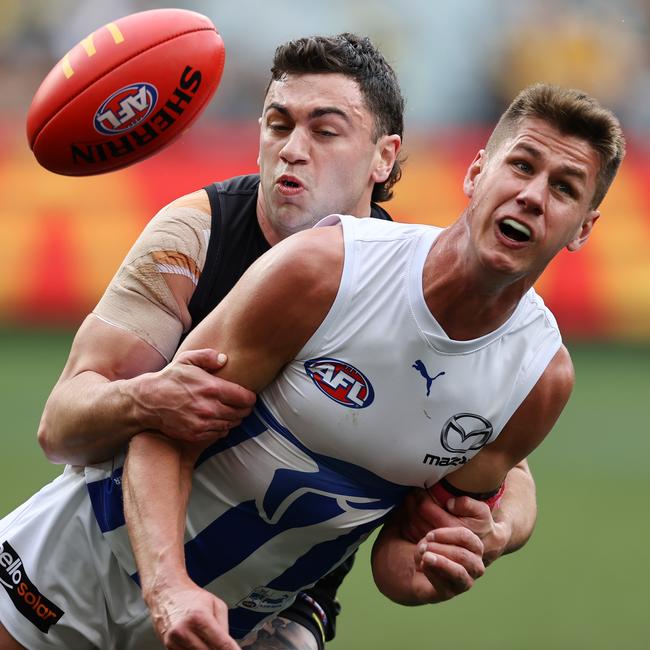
xmin=84 ymin=214 xmax=561 ymax=640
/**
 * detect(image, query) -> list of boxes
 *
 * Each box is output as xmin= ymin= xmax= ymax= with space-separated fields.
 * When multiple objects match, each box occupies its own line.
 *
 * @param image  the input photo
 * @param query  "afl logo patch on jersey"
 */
xmin=304 ymin=357 xmax=375 ymax=409
xmin=94 ymin=82 xmax=158 ymax=135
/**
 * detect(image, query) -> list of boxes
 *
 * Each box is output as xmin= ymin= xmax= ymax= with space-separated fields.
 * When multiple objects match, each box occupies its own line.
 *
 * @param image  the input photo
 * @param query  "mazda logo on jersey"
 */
xmin=440 ymin=413 xmax=493 ymax=453
xmin=304 ymin=358 xmax=375 ymax=409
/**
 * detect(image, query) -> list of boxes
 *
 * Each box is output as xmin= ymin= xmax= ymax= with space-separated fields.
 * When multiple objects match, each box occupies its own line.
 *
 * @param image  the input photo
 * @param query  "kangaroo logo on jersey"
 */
xmin=238 ymin=586 xmax=294 ymax=612
xmin=304 ymin=358 xmax=374 ymax=408
xmin=94 ymin=82 xmax=158 ymax=135
xmin=0 ymin=540 xmax=64 ymax=633
xmin=440 ymin=413 xmax=493 ymax=453
xmin=412 ymin=360 xmax=445 ymax=396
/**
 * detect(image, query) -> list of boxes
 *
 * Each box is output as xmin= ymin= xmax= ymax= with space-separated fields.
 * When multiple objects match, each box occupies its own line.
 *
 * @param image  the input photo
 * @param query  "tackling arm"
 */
xmin=38 ymin=316 xmax=253 ymax=465
xmin=37 ymin=192 xmax=255 ymax=466
xmin=399 ymin=458 xmax=537 ymax=564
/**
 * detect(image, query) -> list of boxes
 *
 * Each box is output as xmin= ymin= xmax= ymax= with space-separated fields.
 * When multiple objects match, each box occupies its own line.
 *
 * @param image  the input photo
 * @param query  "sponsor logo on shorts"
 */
xmin=237 ymin=586 xmax=294 ymax=612
xmin=0 ymin=540 xmax=64 ymax=633
xmin=304 ymin=357 xmax=375 ymax=409
xmin=94 ymin=82 xmax=158 ymax=135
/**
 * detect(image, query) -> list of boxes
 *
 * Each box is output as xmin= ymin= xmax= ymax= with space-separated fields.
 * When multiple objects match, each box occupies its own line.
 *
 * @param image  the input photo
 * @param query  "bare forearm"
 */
xmin=123 ymin=433 xmax=240 ymax=648
xmin=123 ymin=432 xmax=196 ymax=602
xmin=493 ymin=459 xmax=537 ymax=557
xmin=371 ymin=517 xmax=431 ymax=605
xmin=38 ymin=371 xmax=152 ymax=465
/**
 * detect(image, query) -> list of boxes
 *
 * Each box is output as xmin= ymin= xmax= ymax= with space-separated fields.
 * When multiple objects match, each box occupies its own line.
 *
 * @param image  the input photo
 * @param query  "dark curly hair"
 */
xmin=269 ymin=33 xmax=405 ymax=203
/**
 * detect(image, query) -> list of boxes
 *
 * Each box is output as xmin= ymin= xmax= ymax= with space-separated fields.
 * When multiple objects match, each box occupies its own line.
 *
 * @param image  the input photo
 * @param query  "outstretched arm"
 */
xmin=125 ymin=432 xmax=240 ymax=650
xmin=123 ymin=226 xmax=343 ymax=647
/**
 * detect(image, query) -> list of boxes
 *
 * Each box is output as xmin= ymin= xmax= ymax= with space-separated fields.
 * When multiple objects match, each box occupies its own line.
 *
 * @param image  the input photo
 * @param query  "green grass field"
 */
xmin=0 ymin=329 xmax=648 ymax=649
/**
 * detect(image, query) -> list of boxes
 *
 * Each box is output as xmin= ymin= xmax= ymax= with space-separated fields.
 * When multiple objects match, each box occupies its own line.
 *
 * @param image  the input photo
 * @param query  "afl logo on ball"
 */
xmin=440 ymin=413 xmax=493 ymax=454
xmin=305 ymin=357 xmax=375 ymax=409
xmin=94 ymin=82 xmax=158 ymax=135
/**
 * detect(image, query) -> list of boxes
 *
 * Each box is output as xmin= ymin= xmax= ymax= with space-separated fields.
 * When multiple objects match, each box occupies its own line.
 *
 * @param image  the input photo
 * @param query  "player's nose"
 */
xmin=516 ymin=175 xmax=545 ymax=216
xmin=279 ymin=126 xmax=310 ymax=164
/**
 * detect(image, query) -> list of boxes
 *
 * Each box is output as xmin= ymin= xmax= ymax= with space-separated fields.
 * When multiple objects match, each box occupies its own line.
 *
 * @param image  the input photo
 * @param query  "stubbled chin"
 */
xmin=478 ymin=246 xmax=526 ymax=277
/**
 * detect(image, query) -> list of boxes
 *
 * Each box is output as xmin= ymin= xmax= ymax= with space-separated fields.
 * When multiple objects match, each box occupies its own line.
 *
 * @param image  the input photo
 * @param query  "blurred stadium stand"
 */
xmin=1 ymin=0 xmax=649 ymax=339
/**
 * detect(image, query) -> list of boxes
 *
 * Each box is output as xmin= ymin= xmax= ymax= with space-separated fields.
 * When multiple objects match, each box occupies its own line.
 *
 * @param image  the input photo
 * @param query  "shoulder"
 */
xmin=248 ymin=225 xmax=343 ymax=301
xmin=219 ymin=225 xmax=344 ymax=352
xmin=507 ymin=344 xmax=575 ymax=434
xmin=183 ymin=225 xmax=345 ymax=385
xmin=490 ymin=345 xmax=574 ymax=462
xmin=448 ymin=345 xmax=575 ymax=489
xmin=532 ymin=344 xmax=575 ymax=405
xmin=164 ymin=188 xmax=211 ymax=214
xmin=136 ymin=190 xmax=212 ymax=254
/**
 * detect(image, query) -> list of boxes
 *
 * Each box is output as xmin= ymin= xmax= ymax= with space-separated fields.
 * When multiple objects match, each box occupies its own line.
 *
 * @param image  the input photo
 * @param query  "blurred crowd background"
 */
xmin=0 ymin=4 xmax=648 ymax=648
xmin=0 ymin=0 xmax=649 ymax=338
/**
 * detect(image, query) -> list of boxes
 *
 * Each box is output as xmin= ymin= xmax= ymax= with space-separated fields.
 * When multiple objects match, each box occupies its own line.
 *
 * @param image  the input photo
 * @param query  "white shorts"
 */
xmin=0 ymin=466 xmax=160 ymax=649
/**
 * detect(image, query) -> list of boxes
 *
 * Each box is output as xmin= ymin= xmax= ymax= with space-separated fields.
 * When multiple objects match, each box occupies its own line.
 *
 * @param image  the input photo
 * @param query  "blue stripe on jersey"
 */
xmin=86 ymin=466 xmax=125 ymax=533
xmin=131 ymin=401 xmax=405 ymax=586
xmin=181 ymin=491 xmax=346 ymax=587
xmin=90 ymin=398 xmax=407 ymax=639
xmin=195 ymin=411 xmax=268 ymax=468
xmin=227 ymin=518 xmax=386 ymax=639
xmin=86 ymin=411 xmax=268 ymax=534
xmin=256 ymin=400 xmax=405 ymax=499
xmin=267 ymin=516 xmax=387 ymax=592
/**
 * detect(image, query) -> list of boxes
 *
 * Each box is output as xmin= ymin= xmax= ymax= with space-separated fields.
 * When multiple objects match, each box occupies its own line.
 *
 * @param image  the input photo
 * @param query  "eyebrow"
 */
xmin=512 ymin=143 xmax=588 ymax=181
xmin=264 ymin=102 xmax=350 ymax=122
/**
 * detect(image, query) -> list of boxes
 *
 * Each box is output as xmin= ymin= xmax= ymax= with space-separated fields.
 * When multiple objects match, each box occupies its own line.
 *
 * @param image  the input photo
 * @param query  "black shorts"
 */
xmin=279 ymin=552 xmax=356 ymax=648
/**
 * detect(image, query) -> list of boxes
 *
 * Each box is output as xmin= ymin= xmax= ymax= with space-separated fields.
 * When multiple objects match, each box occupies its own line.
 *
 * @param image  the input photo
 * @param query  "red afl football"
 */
xmin=26 ymin=8 xmax=225 ymax=176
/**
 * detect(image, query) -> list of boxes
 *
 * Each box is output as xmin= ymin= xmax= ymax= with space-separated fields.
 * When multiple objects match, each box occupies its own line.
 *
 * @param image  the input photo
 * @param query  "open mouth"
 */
xmin=499 ymin=218 xmax=531 ymax=243
xmin=279 ymin=177 xmax=301 ymax=189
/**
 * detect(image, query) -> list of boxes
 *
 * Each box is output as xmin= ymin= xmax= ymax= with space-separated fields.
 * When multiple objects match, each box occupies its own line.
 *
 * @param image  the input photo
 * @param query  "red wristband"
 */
xmin=429 ymin=478 xmax=505 ymax=511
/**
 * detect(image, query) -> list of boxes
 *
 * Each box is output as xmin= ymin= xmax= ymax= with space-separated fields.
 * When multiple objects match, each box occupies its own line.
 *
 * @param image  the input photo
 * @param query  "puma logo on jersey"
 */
xmin=412 ymin=360 xmax=445 ymax=396
xmin=305 ymin=358 xmax=375 ymax=408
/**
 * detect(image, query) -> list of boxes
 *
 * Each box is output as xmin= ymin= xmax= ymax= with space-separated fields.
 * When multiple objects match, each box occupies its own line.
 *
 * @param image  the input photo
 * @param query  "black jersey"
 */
xmin=187 ymin=174 xmax=392 ymax=328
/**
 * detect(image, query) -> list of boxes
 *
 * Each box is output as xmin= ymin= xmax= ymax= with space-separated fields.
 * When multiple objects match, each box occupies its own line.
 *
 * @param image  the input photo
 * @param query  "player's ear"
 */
xmin=463 ymin=150 xmax=485 ymax=198
xmin=371 ymin=134 xmax=401 ymax=184
xmin=567 ymin=210 xmax=600 ymax=252
xmin=257 ymin=116 xmax=263 ymax=166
